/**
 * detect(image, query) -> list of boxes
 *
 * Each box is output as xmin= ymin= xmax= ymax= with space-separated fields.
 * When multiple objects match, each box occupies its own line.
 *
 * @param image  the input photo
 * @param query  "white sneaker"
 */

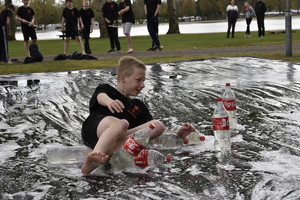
xmin=244 ymin=34 xmax=247 ymax=38
xmin=249 ymin=35 xmax=251 ymax=38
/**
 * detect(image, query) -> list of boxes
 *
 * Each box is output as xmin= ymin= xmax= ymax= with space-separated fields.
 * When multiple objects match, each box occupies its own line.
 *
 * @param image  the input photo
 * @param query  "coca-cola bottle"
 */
xmin=212 ymin=97 xmax=231 ymax=153
xmin=222 ymin=83 xmax=237 ymax=128
xmin=185 ymin=131 xmax=206 ymax=144
xmin=149 ymin=132 xmax=189 ymax=148
xmin=109 ymin=123 xmax=155 ymax=170
xmin=134 ymin=149 xmax=171 ymax=168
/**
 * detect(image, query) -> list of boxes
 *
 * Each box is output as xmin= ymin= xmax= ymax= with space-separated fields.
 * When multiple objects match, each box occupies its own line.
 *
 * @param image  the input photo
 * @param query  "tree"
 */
xmin=95 ymin=0 xmax=108 ymax=38
xmin=167 ymin=0 xmax=179 ymax=34
xmin=30 ymin=0 xmax=58 ymax=29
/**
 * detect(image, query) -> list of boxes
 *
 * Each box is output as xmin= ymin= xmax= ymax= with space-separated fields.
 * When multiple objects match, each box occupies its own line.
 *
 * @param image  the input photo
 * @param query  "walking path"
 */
xmin=38 ymin=44 xmax=300 ymax=62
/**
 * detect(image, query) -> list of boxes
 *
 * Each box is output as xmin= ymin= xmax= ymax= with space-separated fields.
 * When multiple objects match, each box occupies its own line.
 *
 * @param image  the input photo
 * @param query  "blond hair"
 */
xmin=116 ymin=56 xmax=146 ymax=82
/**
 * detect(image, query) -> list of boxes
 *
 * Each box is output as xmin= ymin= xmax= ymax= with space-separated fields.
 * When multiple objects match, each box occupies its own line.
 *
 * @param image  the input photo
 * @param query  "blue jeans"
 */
xmin=146 ymin=14 xmax=160 ymax=48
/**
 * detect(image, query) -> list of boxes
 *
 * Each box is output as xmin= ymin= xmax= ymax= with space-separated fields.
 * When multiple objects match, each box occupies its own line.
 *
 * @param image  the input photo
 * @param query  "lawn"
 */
xmin=1 ymin=30 xmax=300 ymax=75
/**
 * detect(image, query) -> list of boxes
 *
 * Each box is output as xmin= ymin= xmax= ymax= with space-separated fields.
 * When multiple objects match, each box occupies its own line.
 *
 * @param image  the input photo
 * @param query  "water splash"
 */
xmin=0 ymin=57 xmax=300 ymax=199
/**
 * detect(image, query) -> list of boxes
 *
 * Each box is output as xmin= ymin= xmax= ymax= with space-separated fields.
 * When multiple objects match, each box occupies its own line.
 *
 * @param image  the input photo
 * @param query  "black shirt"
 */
xmin=16 ymin=6 xmax=35 ymax=28
xmin=89 ymin=84 xmax=153 ymax=129
xmin=119 ymin=0 xmax=135 ymax=24
xmin=62 ymin=7 xmax=80 ymax=29
xmin=79 ymin=8 xmax=94 ymax=28
xmin=0 ymin=8 xmax=12 ymax=26
xmin=102 ymin=1 xmax=119 ymax=23
xmin=144 ymin=0 xmax=161 ymax=16
xmin=255 ymin=1 xmax=267 ymax=16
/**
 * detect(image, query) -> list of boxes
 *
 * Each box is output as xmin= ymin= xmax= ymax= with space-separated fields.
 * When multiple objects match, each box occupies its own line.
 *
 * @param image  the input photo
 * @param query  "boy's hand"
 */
xmin=177 ymin=123 xmax=196 ymax=138
xmin=107 ymin=99 xmax=124 ymax=114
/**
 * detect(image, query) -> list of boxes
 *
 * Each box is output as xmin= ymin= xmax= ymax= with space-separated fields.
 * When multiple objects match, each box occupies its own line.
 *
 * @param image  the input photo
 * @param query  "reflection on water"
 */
xmin=0 ymin=57 xmax=300 ymax=199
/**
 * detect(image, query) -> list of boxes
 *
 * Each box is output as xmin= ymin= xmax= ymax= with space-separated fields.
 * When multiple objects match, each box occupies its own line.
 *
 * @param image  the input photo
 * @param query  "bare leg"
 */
xmin=24 ymin=41 xmax=30 ymax=57
xmin=75 ymin=36 xmax=85 ymax=55
xmin=31 ymin=39 xmax=37 ymax=45
xmin=64 ymin=37 xmax=70 ymax=55
xmin=81 ymin=117 xmax=129 ymax=175
xmin=125 ymin=33 xmax=132 ymax=50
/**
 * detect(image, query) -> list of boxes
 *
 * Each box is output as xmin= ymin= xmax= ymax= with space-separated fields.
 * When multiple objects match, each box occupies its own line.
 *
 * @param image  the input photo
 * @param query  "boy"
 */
xmin=144 ymin=0 xmax=163 ymax=51
xmin=102 ymin=0 xmax=121 ymax=53
xmin=80 ymin=0 xmax=94 ymax=54
xmin=0 ymin=5 xmax=14 ymax=64
xmin=118 ymin=0 xmax=135 ymax=53
xmin=61 ymin=0 xmax=85 ymax=55
xmin=81 ymin=56 xmax=195 ymax=175
xmin=15 ymin=0 xmax=37 ymax=58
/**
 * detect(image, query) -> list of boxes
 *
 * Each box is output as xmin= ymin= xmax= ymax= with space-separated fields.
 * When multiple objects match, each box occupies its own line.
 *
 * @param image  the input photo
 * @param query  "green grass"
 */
xmin=1 ymin=30 xmax=300 ymax=75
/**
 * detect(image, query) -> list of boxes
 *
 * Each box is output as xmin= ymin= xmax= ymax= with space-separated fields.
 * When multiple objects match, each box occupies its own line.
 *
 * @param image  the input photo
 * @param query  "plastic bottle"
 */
xmin=46 ymin=145 xmax=92 ymax=165
xmin=185 ymin=131 xmax=206 ymax=144
xmin=212 ymin=97 xmax=231 ymax=153
xmin=149 ymin=132 xmax=189 ymax=148
xmin=134 ymin=149 xmax=171 ymax=168
xmin=222 ymin=83 xmax=237 ymax=128
xmin=109 ymin=123 xmax=155 ymax=170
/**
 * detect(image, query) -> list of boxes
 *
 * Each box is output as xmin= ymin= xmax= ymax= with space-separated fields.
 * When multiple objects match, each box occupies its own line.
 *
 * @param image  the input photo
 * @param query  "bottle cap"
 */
xmin=217 ymin=97 xmax=222 ymax=101
xmin=200 ymin=136 xmax=205 ymax=141
xmin=166 ymin=155 xmax=171 ymax=162
xmin=149 ymin=123 xmax=155 ymax=129
xmin=183 ymin=138 xmax=189 ymax=144
xmin=226 ymin=83 xmax=230 ymax=86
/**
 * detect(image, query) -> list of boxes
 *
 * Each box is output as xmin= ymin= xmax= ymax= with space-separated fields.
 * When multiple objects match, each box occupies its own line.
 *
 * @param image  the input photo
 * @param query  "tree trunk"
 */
xmin=167 ymin=0 xmax=180 ymax=34
xmin=95 ymin=0 xmax=108 ymax=38
xmin=6 ymin=0 xmax=16 ymax=40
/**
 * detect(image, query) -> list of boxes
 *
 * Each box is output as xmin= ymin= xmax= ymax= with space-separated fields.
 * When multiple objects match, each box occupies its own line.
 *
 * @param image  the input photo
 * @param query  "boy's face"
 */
xmin=122 ymin=67 xmax=145 ymax=97
xmin=22 ymin=0 xmax=29 ymax=6
xmin=83 ymin=1 xmax=89 ymax=8
xmin=66 ymin=1 xmax=73 ymax=8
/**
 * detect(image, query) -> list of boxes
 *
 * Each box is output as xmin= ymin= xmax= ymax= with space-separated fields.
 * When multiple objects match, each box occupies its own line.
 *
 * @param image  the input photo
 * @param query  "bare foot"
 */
xmin=81 ymin=152 xmax=109 ymax=175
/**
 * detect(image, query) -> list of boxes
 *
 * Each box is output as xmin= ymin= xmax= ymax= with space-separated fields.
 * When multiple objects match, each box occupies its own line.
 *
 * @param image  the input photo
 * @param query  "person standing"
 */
xmin=61 ymin=0 xmax=85 ymax=55
xmin=0 ymin=5 xmax=14 ymax=64
xmin=80 ymin=0 xmax=95 ymax=54
xmin=103 ymin=0 xmax=121 ymax=53
xmin=144 ymin=0 xmax=163 ymax=51
xmin=255 ymin=0 xmax=267 ymax=37
xmin=118 ymin=0 xmax=135 ymax=53
xmin=226 ymin=0 xmax=238 ymax=38
xmin=243 ymin=2 xmax=254 ymax=38
xmin=15 ymin=0 xmax=37 ymax=58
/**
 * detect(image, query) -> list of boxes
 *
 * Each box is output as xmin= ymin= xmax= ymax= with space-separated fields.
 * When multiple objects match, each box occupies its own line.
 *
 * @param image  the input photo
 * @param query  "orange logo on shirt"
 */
xmin=110 ymin=4 xmax=114 ymax=9
xmin=127 ymin=104 xmax=141 ymax=119
xmin=72 ymin=11 xmax=75 ymax=16
xmin=28 ymin=9 xmax=31 ymax=14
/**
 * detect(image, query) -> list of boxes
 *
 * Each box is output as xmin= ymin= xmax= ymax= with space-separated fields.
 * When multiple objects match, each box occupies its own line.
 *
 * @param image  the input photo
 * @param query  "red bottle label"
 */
xmin=134 ymin=149 xmax=149 ymax=167
xmin=123 ymin=136 xmax=143 ymax=156
xmin=213 ymin=117 xmax=229 ymax=130
xmin=223 ymin=99 xmax=236 ymax=111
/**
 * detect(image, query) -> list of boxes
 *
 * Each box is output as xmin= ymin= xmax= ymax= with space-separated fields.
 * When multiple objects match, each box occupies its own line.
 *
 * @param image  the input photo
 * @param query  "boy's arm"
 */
xmin=6 ymin=16 xmax=11 ymax=36
xmin=90 ymin=17 xmax=94 ymax=32
xmin=15 ymin=15 xmax=28 ymax=24
xmin=79 ymin=17 xmax=84 ymax=30
xmin=154 ymin=4 xmax=160 ymax=17
xmin=97 ymin=93 xmax=124 ymax=114
xmin=30 ymin=15 xmax=35 ymax=27
xmin=61 ymin=17 xmax=65 ymax=32
xmin=118 ymin=5 xmax=129 ymax=15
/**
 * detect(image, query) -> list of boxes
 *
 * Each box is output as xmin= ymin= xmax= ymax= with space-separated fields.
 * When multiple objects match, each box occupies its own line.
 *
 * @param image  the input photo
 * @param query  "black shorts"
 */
xmin=22 ymin=26 xmax=37 ymax=41
xmin=65 ymin=26 xmax=80 ymax=37
xmin=81 ymin=114 xmax=105 ymax=149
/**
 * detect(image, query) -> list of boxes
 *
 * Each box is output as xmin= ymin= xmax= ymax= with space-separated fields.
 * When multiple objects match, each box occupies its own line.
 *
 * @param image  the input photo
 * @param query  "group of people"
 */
xmin=226 ymin=0 xmax=267 ymax=38
xmin=0 ymin=0 xmax=164 ymax=63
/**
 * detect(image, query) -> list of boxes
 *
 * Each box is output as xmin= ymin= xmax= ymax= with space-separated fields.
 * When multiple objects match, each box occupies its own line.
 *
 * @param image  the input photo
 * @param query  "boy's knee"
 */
xmin=150 ymin=120 xmax=165 ymax=138
xmin=118 ymin=119 xmax=129 ymax=131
